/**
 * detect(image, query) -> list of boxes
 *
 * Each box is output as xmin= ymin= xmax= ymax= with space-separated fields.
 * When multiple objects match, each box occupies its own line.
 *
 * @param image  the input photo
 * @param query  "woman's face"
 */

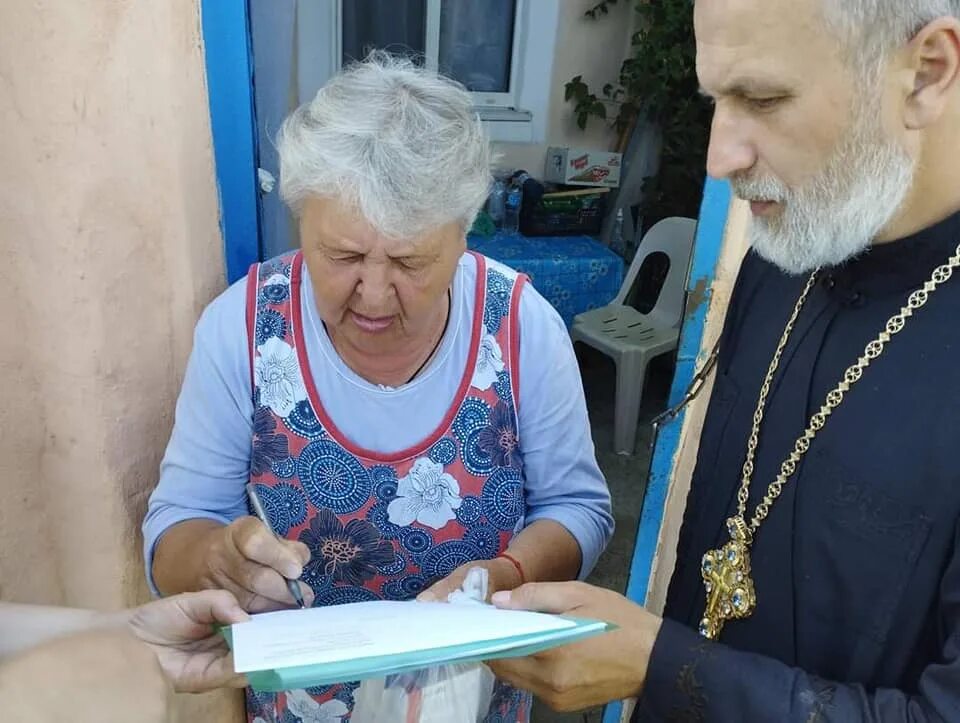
xmin=299 ymin=196 xmax=466 ymax=358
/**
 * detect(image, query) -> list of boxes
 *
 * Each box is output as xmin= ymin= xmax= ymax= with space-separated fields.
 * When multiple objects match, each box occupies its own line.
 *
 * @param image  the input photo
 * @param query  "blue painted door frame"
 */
xmin=200 ymin=0 xmax=261 ymax=283
xmin=198 ymin=4 xmax=732 ymax=718
xmin=600 ymin=179 xmax=730 ymax=723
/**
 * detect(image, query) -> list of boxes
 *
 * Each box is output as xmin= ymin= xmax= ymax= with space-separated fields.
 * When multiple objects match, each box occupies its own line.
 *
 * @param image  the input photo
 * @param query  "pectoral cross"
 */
xmin=699 ymin=517 xmax=758 ymax=640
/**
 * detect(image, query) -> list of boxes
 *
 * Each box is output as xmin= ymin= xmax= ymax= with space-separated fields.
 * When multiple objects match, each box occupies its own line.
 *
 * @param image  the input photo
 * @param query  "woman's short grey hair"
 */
xmin=822 ymin=0 xmax=960 ymax=72
xmin=278 ymin=52 xmax=492 ymax=240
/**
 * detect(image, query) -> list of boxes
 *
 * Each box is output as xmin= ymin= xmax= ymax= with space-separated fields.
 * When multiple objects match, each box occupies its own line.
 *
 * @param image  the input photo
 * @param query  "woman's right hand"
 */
xmin=200 ymin=517 xmax=314 ymax=612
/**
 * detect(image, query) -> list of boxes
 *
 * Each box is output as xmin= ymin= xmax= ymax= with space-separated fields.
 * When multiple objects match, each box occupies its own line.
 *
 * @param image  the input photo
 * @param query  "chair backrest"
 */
xmin=614 ymin=216 xmax=698 ymax=328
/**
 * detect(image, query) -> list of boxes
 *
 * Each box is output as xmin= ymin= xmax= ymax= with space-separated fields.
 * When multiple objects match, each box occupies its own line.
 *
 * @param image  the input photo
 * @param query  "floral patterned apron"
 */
xmin=243 ymin=251 xmax=532 ymax=723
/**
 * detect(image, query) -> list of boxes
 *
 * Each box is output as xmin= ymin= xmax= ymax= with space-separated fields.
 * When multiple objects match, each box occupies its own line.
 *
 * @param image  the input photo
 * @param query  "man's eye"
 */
xmin=747 ymin=96 xmax=786 ymax=111
xmin=332 ymin=254 xmax=363 ymax=263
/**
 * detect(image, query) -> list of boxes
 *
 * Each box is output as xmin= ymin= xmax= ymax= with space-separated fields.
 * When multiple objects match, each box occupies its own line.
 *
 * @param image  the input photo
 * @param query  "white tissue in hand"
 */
xmin=446 ymin=566 xmax=489 ymax=605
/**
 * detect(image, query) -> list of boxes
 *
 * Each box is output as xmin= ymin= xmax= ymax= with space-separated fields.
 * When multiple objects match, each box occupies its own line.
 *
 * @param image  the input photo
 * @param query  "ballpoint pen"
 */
xmin=245 ymin=482 xmax=307 ymax=609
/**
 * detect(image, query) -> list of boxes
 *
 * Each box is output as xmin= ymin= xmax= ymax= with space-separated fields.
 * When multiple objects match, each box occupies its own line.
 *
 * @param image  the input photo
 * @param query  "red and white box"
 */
xmin=544 ymin=147 xmax=622 ymax=188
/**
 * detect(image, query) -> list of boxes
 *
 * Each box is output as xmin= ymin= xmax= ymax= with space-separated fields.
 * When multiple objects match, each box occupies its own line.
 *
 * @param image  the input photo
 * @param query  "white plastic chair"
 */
xmin=571 ymin=217 xmax=698 ymax=455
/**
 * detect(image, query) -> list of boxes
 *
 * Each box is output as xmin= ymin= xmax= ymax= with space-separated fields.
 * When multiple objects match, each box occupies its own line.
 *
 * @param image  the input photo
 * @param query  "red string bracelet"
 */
xmin=497 ymin=552 xmax=526 ymax=586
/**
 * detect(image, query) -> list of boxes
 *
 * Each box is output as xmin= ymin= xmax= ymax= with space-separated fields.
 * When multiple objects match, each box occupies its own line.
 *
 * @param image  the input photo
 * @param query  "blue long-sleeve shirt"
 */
xmin=143 ymin=253 xmax=614 ymax=594
xmin=635 ymin=211 xmax=960 ymax=721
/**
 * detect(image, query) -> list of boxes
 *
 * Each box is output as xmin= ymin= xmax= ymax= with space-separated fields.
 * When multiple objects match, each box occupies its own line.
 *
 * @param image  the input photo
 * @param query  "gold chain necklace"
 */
xmin=699 ymin=240 xmax=960 ymax=640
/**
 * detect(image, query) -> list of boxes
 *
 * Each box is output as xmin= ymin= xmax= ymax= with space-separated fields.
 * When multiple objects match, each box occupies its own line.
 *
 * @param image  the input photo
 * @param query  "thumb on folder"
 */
xmin=490 ymin=581 xmax=585 ymax=613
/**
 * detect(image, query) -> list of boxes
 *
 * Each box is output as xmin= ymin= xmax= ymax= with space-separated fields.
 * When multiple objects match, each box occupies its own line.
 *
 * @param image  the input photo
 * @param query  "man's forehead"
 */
xmin=694 ymin=0 xmax=838 ymax=93
xmin=694 ymin=0 xmax=820 ymax=35
xmin=696 ymin=46 xmax=807 ymax=96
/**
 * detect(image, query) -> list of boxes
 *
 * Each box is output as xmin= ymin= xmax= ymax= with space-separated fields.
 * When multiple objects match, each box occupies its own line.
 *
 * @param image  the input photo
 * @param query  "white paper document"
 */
xmin=231 ymin=600 xmax=588 ymax=673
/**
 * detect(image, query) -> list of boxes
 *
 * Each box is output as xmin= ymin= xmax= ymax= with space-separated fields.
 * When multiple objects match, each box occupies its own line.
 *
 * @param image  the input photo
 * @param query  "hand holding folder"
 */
xmin=224 ymin=599 xmax=610 ymax=692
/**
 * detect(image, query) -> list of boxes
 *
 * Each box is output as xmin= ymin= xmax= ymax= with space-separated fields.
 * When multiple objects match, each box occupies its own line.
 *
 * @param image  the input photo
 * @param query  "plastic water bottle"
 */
xmin=487 ymin=178 xmax=506 ymax=228
xmin=503 ymin=183 xmax=522 ymax=236
xmin=610 ymin=208 xmax=626 ymax=257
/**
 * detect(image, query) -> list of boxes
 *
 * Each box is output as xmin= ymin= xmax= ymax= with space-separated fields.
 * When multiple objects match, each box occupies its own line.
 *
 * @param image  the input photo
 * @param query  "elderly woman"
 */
xmin=143 ymin=54 xmax=613 ymax=722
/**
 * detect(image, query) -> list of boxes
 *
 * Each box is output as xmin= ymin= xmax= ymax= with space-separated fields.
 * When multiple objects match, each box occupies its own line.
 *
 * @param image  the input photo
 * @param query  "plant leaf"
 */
xmin=567 ymin=0 xmax=710 ymax=220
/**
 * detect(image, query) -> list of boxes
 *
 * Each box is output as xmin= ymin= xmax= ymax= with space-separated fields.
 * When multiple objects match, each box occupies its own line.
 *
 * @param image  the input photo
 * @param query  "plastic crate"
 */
xmin=520 ymin=188 xmax=609 ymax=237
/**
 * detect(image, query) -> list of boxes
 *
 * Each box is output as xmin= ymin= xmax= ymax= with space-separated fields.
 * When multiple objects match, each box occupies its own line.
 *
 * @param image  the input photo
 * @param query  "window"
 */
xmin=340 ymin=1 xmax=428 ymax=66
xmin=436 ymin=0 xmax=519 ymax=106
xmin=339 ymin=0 xmax=521 ymax=110
xmin=297 ymin=0 xmax=560 ymax=142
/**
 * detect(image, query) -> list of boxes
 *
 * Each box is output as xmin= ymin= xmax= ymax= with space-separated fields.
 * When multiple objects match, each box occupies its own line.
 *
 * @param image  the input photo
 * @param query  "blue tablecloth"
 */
xmin=467 ymin=233 xmax=625 ymax=327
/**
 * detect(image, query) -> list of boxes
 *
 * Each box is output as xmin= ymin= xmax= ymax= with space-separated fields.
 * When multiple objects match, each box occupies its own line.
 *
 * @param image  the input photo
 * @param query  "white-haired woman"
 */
xmin=143 ymin=54 xmax=613 ymax=722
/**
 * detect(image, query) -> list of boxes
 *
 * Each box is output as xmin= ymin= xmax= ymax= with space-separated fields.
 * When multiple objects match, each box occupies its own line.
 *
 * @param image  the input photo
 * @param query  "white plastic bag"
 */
xmin=351 ymin=568 xmax=497 ymax=723
xmin=351 ymin=664 xmax=496 ymax=723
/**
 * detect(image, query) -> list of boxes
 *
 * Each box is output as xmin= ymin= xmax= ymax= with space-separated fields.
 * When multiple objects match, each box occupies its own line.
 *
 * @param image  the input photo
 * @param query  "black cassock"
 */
xmin=635 ymin=211 xmax=960 ymax=721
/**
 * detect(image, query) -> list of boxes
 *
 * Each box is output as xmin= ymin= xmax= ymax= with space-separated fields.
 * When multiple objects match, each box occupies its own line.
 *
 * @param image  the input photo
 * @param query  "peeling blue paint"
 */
xmin=602 ymin=178 xmax=731 ymax=723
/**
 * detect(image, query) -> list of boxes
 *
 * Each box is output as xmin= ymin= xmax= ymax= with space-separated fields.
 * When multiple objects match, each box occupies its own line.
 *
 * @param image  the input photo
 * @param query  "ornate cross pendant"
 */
xmin=699 ymin=517 xmax=757 ymax=640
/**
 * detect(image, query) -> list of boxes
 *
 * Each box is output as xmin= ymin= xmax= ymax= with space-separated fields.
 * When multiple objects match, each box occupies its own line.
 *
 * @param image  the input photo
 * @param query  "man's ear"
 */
xmin=903 ymin=16 xmax=960 ymax=130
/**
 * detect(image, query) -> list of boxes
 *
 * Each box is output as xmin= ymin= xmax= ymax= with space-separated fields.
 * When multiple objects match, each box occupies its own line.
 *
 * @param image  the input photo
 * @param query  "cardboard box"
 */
xmin=544 ymin=147 xmax=622 ymax=188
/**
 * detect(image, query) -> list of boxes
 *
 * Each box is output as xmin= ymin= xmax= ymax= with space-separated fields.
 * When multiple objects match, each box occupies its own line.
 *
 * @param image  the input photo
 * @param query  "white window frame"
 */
xmin=422 ymin=0 xmax=523 ymax=110
xmin=296 ymin=0 xmax=559 ymax=143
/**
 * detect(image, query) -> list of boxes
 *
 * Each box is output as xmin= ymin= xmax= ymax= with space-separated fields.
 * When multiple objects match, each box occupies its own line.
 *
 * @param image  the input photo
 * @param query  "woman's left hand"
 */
xmin=417 ymin=557 xmax=523 ymax=603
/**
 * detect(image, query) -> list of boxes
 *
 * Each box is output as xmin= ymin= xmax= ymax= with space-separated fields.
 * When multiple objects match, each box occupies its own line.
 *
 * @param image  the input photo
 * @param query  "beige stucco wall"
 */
xmin=495 ymin=0 xmax=634 ymax=173
xmin=0 ymin=0 xmax=241 ymax=719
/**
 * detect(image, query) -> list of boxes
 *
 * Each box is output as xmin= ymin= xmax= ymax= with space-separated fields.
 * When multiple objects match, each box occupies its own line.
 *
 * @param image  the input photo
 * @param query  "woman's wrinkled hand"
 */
xmin=416 ymin=557 xmax=523 ymax=603
xmin=199 ymin=517 xmax=314 ymax=612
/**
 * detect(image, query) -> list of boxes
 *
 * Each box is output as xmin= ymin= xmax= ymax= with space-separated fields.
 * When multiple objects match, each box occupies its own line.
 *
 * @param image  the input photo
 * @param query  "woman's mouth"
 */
xmin=349 ymin=310 xmax=395 ymax=333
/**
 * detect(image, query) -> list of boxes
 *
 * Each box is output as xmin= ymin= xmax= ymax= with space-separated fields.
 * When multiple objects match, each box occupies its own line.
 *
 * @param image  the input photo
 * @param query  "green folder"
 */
xmin=223 ymin=616 xmax=611 ymax=693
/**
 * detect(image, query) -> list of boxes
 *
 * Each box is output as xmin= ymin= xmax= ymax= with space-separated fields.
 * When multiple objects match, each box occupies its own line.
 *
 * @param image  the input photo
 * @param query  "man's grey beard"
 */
xmin=731 ymin=103 xmax=916 ymax=276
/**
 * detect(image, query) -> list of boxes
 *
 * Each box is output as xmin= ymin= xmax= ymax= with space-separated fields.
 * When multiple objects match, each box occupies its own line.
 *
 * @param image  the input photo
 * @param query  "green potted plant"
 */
xmin=565 ymin=0 xmax=712 ymax=227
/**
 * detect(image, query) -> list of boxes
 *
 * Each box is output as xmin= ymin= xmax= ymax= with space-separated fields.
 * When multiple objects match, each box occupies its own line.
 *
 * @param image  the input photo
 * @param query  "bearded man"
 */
xmin=486 ymin=0 xmax=960 ymax=719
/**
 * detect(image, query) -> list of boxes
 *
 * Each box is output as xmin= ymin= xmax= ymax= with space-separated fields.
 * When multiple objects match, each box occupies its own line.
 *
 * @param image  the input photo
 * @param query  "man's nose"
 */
xmin=706 ymin=106 xmax=757 ymax=180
